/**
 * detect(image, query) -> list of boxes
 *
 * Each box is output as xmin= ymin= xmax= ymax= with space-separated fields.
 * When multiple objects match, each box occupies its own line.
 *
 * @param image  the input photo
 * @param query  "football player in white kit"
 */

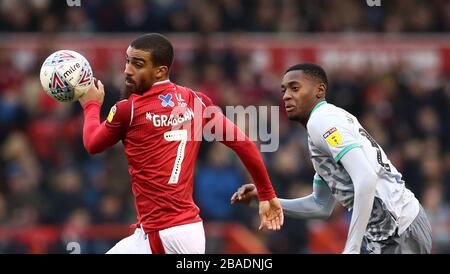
xmin=231 ymin=63 xmax=432 ymax=254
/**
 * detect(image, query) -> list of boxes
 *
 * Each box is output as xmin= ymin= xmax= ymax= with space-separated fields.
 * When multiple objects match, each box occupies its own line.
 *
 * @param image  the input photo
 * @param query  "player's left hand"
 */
xmin=258 ymin=198 xmax=284 ymax=231
xmin=230 ymin=183 xmax=258 ymax=205
xmin=79 ymin=78 xmax=105 ymax=107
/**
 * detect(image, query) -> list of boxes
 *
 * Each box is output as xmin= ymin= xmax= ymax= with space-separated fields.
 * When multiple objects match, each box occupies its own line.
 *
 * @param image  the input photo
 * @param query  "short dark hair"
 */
xmin=130 ymin=33 xmax=174 ymax=69
xmin=285 ymin=63 xmax=328 ymax=87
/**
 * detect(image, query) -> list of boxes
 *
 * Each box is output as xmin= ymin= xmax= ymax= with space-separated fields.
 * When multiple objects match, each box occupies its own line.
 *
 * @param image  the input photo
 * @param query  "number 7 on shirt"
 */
xmin=164 ymin=129 xmax=187 ymax=184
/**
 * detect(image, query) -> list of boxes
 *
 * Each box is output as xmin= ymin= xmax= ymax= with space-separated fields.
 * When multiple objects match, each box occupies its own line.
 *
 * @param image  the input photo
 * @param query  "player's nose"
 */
xmin=124 ymin=63 xmax=134 ymax=76
xmin=282 ymin=90 xmax=291 ymax=101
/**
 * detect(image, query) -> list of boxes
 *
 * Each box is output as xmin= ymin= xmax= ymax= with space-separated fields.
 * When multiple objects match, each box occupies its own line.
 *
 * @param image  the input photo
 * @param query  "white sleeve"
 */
xmin=279 ymin=174 xmax=336 ymax=219
xmin=308 ymin=114 xmax=361 ymax=163
xmin=339 ymin=147 xmax=378 ymax=254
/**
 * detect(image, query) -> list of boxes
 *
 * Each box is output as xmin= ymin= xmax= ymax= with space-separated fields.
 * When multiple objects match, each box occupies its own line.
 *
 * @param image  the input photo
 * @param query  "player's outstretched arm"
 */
xmin=278 ymin=181 xmax=336 ymax=219
xmin=216 ymin=115 xmax=283 ymax=230
xmin=198 ymin=92 xmax=283 ymax=230
xmin=231 ymin=182 xmax=336 ymax=219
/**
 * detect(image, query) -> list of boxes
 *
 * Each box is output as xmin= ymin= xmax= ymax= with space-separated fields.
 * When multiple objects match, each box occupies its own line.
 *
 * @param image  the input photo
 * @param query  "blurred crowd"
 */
xmin=1 ymin=36 xmax=449 ymax=253
xmin=0 ymin=0 xmax=450 ymax=33
xmin=0 ymin=0 xmax=449 ymax=254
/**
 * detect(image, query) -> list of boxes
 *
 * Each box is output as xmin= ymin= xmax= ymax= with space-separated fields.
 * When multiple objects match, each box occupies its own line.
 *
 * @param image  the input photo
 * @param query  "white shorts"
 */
xmin=106 ymin=221 xmax=205 ymax=254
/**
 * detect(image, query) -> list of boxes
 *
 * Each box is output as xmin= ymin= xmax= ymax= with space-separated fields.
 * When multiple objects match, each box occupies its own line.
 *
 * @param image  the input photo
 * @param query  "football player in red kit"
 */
xmin=79 ymin=33 xmax=283 ymax=254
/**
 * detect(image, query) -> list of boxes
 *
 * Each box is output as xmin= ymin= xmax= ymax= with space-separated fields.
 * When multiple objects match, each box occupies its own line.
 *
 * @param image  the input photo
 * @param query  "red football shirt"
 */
xmin=82 ymin=80 xmax=276 ymax=233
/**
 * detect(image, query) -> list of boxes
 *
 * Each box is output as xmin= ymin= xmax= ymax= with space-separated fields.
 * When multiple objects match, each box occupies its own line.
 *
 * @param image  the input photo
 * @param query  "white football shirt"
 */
xmin=307 ymin=101 xmax=420 ymax=240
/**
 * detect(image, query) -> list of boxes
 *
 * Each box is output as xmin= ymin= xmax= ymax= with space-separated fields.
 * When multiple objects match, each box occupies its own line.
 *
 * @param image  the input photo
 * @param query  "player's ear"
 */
xmin=316 ymin=83 xmax=326 ymax=99
xmin=155 ymin=66 xmax=169 ymax=79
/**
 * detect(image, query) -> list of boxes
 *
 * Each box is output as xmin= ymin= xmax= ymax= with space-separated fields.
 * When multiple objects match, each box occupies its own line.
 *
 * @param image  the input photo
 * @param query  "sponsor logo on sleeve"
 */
xmin=107 ymin=105 xmax=117 ymax=123
xmin=323 ymin=127 xmax=342 ymax=147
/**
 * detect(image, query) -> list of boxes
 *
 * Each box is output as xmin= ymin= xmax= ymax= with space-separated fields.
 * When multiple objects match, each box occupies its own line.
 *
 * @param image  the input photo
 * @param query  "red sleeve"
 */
xmin=82 ymin=99 xmax=131 ymax=154
xmin=196 ymin=92 xmax=276 ymax=201
xmin=196 ymin=92 xmax=214 ymax=108
xmin=219 ymin=114 xmax=276 ymax=201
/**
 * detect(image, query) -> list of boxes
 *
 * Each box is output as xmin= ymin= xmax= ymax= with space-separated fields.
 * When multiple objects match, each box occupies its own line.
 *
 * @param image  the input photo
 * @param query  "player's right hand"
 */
xmin=79 ymin=78 xmax=105 ymax=107
xmin=258 ymin=198 xmax=284 ymax=231
xmin=230 ymin=183 xmax=258 ymax=205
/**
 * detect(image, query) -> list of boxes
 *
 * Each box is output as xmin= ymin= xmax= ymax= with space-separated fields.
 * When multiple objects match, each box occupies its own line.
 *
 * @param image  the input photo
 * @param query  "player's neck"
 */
xmin=302 ymin=100 xmax=327 ymax=127
xmin=300 ymin=118 xmax=308 ymax=127
xmin=152 ymin=78 xmax=170 ymax=86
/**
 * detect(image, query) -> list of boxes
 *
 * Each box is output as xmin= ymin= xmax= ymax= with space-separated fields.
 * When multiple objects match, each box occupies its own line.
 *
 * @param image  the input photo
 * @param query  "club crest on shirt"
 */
xmin=323 ymin=127 xmax=342 ymax=147
xmin=159 ymin=93 xmax=175 ymax=107
xmin=107 ymin=105 xmax=117 ymax=123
